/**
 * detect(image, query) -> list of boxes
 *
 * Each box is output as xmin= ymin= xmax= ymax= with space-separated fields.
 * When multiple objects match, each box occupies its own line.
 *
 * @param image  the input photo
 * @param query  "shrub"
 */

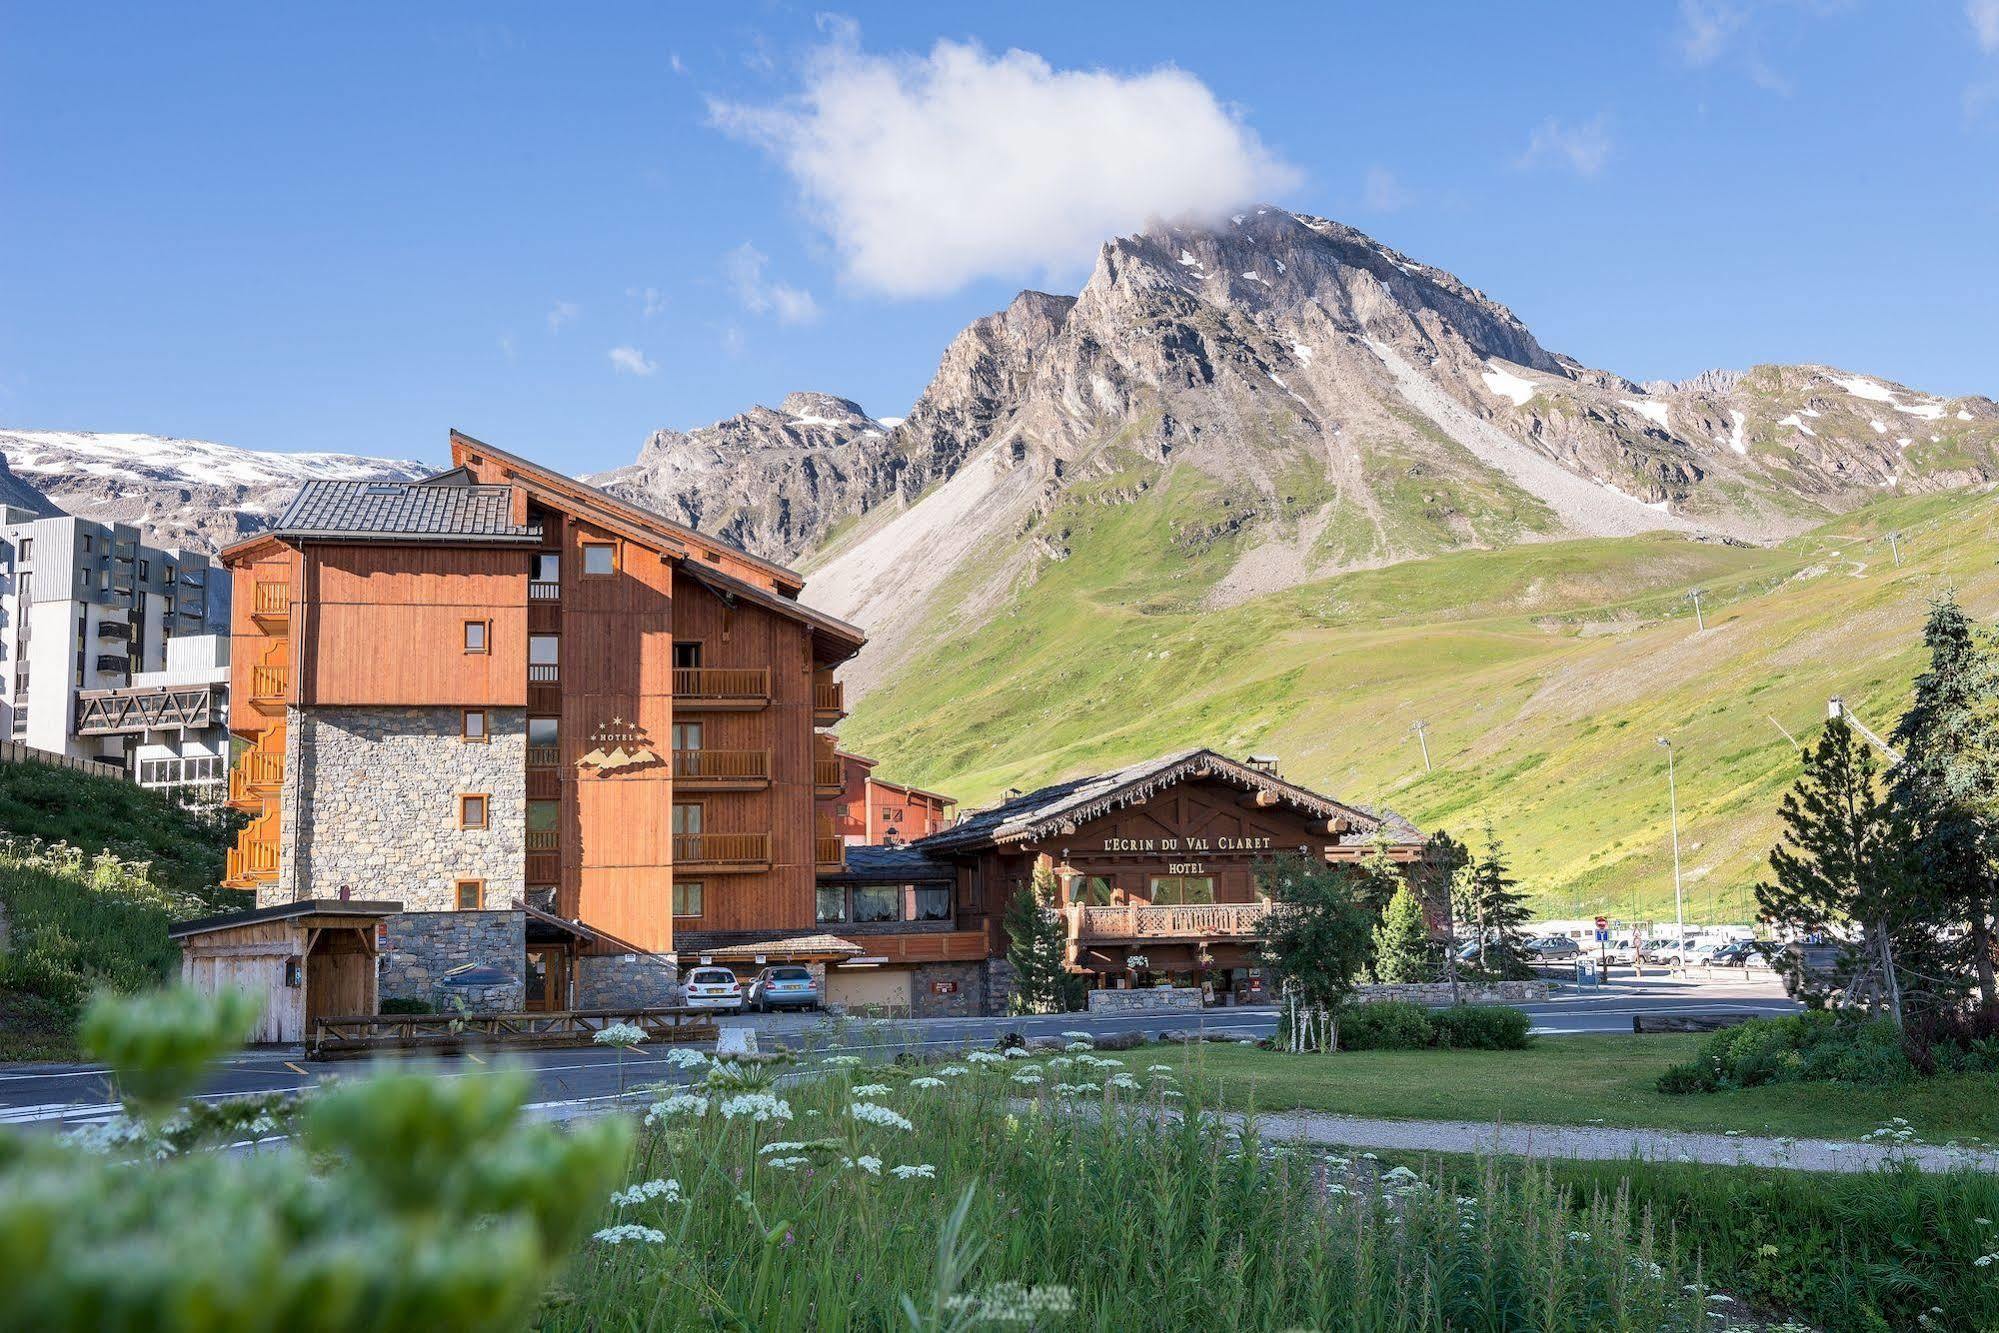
xmin=1657 ymin=1012 xmax=1915 ymax=1093
xmin=1429 ymin=1003 xmax=1532 ymax=1050
xmin=1337 ymin=1000 xmax=1432 ymax=1050
xmin=379 ymin=997 xmax=432 ymax=1015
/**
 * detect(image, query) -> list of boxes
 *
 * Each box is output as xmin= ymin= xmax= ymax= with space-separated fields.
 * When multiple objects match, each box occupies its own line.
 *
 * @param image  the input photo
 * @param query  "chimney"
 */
xmin=1827 ymin=697 xmax=1845 ymax=721
xmin=1246 ymin=754 xmax=1280 ymax=777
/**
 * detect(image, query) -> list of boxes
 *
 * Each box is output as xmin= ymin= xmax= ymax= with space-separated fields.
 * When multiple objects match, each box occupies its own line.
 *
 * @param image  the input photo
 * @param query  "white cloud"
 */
xmin=709 ymin=29 xmax=1300 ymax=298
xmin=1677 ymin=0 xmax=1744 ymax=65
xmin=547 ymin=300 xmax=580 ymax=332
xmin=1516 ymin=115 xmax=1613 ymax=176
xmin=1361 ymin=166 xmax=1412 ymax=213
xmin=629 ymin=286 xmax=667 ymax=319
xmin=1973 ymin=0 xmax=1999 ymax=52
xmin=608 ymin=345 xmax=658 ymax=377
xmin=722 ymin=243 xmax=821 ymax=324
xmin=498 ymin=333 xmax=516 ymax=361
xmin=669 ymin=51 xmax=688 ymax=76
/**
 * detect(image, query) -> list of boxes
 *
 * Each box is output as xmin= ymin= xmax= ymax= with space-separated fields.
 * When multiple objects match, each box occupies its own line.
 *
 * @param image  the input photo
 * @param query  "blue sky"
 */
xmin=3 ymin=2 xmax=1996 ymax=472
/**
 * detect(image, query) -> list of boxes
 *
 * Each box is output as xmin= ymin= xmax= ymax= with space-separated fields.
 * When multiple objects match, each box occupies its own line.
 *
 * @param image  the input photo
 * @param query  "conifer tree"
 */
xmin=1003 ymin=862 xmax=1073 ymax=1014
xmin=1890 ymin=593 xmax=1999 ymax=1005
xmin=1462 ymin=824 xmax=1532 ymax=976
xmin=1256 ymin=852 xmax=1377 ymax=1050
xmin=1757 ymin=716 xmax=1919 ymax=1023
xmin=1371 ymin=881 xmax=1434 ymax=982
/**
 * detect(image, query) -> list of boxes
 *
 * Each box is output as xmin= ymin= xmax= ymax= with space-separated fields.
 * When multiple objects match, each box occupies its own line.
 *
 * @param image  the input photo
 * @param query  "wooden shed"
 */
xmin=169 ymin=899 xmax=401 ymax=1044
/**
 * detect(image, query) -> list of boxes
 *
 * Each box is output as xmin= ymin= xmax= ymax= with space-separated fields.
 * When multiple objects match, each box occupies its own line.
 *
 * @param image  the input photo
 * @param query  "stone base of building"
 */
xmin=380 ymin=910 xmax=526 ymax=1014
xmin=1351 ymin=980 xmax=1551 ymax=1005
xmin=1086 ymin=986 xmax=1205 ymax=1015
xmin=576 ymin=951 xmax=681 ymax=1009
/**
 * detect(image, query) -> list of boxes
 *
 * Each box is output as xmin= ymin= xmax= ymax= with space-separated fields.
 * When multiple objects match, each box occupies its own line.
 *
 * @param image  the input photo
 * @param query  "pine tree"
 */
xmin=1419 ymin=829 xmax=1473 ymax=997
xmin=1462 ymin=824 xmax=1532 ymax=976
xmin=1002 ymin=862 xmax=1073 ymax=1015
xmin=1757 ymin=716 xmax=1920 ymax=1023
xmin=1890 ymin=593 xmax=1999 ymax=1006
xmin=1371 ymin=882 xmax=1434 ymax=982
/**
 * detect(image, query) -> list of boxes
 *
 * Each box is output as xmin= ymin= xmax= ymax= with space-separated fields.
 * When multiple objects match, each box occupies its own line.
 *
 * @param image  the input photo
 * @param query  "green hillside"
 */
xmin=841 ymin=478 xmax=1997 ymax=925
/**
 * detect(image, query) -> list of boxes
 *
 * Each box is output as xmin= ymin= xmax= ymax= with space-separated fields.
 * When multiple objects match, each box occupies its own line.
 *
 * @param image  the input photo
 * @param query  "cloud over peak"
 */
xmin=710 ymin=31 xmax=1299 ymax=298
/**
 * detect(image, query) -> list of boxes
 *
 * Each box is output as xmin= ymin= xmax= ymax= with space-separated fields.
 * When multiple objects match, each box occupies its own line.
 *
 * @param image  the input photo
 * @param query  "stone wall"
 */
xmin=1086 ymin=986 xmax=1205 ymax=1015
xmin=984 ymin=957 xmax=1018 ymax=1017
xmin=1351 ymin=980 xmax=1550 ymax=1005
xmin=379 ymin=910 xmax=526 ymax=1013
xmin=274 ymin=705 xmax=525 ymax=909
xmin=908 ymin=961 xmax=986 ymax=1018
xmin=576 ymin=952 xmax=680 ymax=1009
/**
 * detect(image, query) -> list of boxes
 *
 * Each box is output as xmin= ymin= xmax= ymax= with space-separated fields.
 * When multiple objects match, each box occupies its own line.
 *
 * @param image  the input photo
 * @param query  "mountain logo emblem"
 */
xmin=576 ymin=716 xmax=661 ymax=773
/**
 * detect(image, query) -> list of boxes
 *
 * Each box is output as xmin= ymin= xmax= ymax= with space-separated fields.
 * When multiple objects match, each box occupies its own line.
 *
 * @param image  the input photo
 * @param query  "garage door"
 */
xmin=826 ymin=966 xmax=910 ymax=1016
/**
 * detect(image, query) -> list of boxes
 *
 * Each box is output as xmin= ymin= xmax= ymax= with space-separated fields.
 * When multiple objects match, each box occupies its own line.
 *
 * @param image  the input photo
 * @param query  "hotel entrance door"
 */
xmin=524 ymin=948 xmax=567 ymax=1012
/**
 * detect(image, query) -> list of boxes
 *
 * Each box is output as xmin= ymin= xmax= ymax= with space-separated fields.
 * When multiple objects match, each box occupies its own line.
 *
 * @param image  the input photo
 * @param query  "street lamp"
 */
xmin=1658 ymin=737 xmax=1686 ymax=965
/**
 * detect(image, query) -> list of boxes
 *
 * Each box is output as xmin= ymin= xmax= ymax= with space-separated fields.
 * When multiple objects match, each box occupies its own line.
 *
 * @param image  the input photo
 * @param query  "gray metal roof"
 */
xmin=915 ymin=748 xmax=1423 ymax=854
xmin=272 ymin=479 xmax=542 ymax=542
xmin=819 ymin=843 xmax=958 ymax=883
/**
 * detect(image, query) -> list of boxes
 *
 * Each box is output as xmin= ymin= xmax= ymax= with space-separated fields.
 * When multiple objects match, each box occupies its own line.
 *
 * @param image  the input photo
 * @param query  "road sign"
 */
xmin=1594 ymin=927 xmax=1609 ymax=942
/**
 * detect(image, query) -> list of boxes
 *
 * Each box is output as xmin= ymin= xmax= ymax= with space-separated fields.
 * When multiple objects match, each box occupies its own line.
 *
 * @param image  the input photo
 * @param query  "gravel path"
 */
xmin=1238 ymin=1107 xmax=1999 ymax=1174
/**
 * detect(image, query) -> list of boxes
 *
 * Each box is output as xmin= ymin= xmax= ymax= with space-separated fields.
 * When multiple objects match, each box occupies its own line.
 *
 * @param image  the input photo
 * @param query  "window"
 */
xmin=673 ymin=641 xmax=702 ymax=670
xmin=463 ymin=619 xmax=489 ymax=654
xmin=671 ymin=721 xmax=703 ymax=751
xmin=914 ymin=886 xmax=951 ymax=922
xmin=163 ymin=562 xmax=174 ymax=584
xmin=1148 ymin=876 xmax=1215 ymax=906
xmin=138 ymin=559 xmax=149 ymax=580
xmin=531 ymin=551 xmax=560 ymax=583
xmin=17 ymin=537 xmax=30 ymax=561
xmin=672 ymin=803 xmax=703 ymax=835
xmin=1076 ymin=875 xmax=1116 ymax=906
xmin=673 ymin=881 xmax=704 ymax=917
xmin=529 ymin=634 xmax=559 ymax=666
xmin=458 ymin=794 xmax=489 ymax=829
xmin=527 ymin=716 xmax=559 ymax=747
xmin=816 ymin=886 xmax=847 ymax=924
xmin=526 ymin=799 xmax=558 ymax=849
xmin=82 ymin=535 xmax=92 ymax=553
xmin=853 ymin=885 xmax=899 ymax=923
xmin=462 ymin=709 xmax=488 ymax=742
xmin=455 ymin=879 xmax=485 ymax=910
xmin=581 ymin=542 xmax=616 ymax=576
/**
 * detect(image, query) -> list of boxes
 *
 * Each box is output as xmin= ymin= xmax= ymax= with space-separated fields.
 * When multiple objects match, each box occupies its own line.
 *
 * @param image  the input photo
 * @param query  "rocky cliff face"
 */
xmin=0 ymin=430 xmax=431 ymax=552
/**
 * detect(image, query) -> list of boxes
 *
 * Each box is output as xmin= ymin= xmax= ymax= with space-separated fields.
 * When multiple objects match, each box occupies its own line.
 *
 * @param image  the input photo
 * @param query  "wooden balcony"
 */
xmin=1070 ymin=901 xmax=1271 ymax=942
xmin=813 ymin=673 xmax=846 ymax=725
xmin=526 ymin=829 xmax=559 ymax=852
xmin=815 ymin=835 xmax=845 ymax=871
xmin=813 ymin=756 xmax=843 ymax=797
xmin=672 ymin=748 xmax=771 ymax=790
xmin=834 ymin=929 xmax=989 ymax=963
xmin=673 ymin=667 xmax=770 ymax=711
xmin=673 ymin=831 xmax=770 ymax=874
xmin=251 ymin=580 xmax=290 ymax=623
xmin=528 ymin=663 xmax=559 ymax=685
xmin=249 ymin=663 xmax=288 ymax=705
xmin=223 ymin=814 xmax=279 ymax=889
xmin=226 ymin=747 xmax=283 ymax=810
xmin=528 ymin=579 xmax=560 ymax=601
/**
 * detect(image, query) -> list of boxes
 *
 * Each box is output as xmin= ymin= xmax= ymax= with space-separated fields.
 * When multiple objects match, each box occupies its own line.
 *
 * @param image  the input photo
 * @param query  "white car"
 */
xmin=683 ymin=966 xmax=745 ymax=1012
xmin=1602 ymin=940 xmax=1642 ymax=965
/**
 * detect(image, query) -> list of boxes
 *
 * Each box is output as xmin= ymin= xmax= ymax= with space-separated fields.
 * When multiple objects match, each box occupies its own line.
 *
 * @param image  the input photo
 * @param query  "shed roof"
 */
xmin=271 ymin=479 xmax=542 ymax=543
xmin=819 ymin=843 xmax=958 ymax=883
xmin=916 ymin=748 xmax=1423 ymax=854
xmin=168 ymin=898 xmax=402 ymax=939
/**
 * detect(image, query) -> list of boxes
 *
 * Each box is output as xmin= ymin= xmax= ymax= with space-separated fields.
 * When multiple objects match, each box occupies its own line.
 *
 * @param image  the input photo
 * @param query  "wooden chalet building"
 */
xmin=826 ymin=750 xmax=957 ymax=845
xmin=218 ymin=430 xmax=864 ymax=1009
xmin=807 ymin=748 xmax=1428 ymax=1015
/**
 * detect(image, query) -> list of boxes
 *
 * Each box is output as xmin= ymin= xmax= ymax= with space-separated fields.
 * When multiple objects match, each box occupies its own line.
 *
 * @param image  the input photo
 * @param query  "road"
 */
xmin=0 ymin=972 xmax=1795 ymax=1131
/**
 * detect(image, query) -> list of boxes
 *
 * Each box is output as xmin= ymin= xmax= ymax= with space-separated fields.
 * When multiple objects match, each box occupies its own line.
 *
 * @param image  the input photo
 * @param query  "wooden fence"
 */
xmin=309 ymin=1006 xmax=719 ymax=1059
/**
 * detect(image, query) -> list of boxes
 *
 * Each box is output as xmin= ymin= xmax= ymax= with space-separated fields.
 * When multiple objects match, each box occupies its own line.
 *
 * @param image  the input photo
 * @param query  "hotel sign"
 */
xmin=1098 ymin=835 xmax=1276 ymax=854
xmin=577 ymin=716 xmax=662 ymax=773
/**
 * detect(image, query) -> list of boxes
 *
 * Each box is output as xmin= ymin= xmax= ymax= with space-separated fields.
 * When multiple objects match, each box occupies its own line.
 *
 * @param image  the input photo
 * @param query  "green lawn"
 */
xmin=1164 ymin=1035 xmax=1999 ymax=1142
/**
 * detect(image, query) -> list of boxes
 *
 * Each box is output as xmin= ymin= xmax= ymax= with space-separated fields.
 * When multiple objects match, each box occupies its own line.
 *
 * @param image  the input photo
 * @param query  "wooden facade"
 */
xmin=216 ymin=430 xmax=866 ymax=967
xmin=827 ymin=751 xmax=958 ymax=844
xmin=170 ymin=901 xmax=397 ymax=1045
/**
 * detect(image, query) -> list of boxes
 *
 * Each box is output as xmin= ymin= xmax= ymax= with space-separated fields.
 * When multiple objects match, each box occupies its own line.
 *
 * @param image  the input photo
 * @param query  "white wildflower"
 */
xmin=609 ymin=1178 xmax=683 ymax=1206
xmin=1147 ymin=1064 xmax=1175 ymax=1073
xmin=594 ymin=1022 xmax=648 ymax=1047
xmin=764 ymin=1156 xmax=811 ymax=1170
xmin=593 ymin=1224 xmax=666 ymax=1245
xmin=1012 ymin=1072 xmax=1044 ymax=1085
xmin=843 ymin=1154 xmax=883 ymax=1175
xmin=910 ymin=1077 xmax=945 ymax=1089
xmin=824 ymin=1054 xmax=863 ymax=1066
xmin=1105 ymin=1073 xmax=1140 ymax=1091
xmin=936 ymin=1065 xmax=969 ymax=1077
xmin=947 ymin=1281 xmax=1076 ymax=1324
xmin=966 ymin=1050 xmax=1006 ymax=1065
xmin=850 ymin=1101 xmax=915 ymax=1132
xmin=645 ymin=1093 xmax=709 ymax=1123
xmin=1004 ymin=1046 xmax=1031 ymax=1058
xmin=1060 ymin=1031 xmax=1093 ymax=1041
xmin=663 ymin=1047 xmax=708 ymax=1070
xmin=890 ymin=1163 xmax=937 ymax=1179
xmin=718 ymin=1092 xmax=793 ymax=1123
xmin=1064 ymin=1041 xmax=1093 ymax=1053
xmin=853 ymin=1083 xmax=892 ymax=1097
xmin=757 ymin=1141 xmax=809 ymax=1155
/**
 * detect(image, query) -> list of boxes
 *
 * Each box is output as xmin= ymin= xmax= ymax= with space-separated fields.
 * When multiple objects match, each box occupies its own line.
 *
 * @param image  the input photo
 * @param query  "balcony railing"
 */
xmin=227 ymin=747 xmax=283 ymax=809
xmin=815 ymin=835 xmax=845 ymax=870
xmin=96 ymin=621 xmax=131 ymax=641
xmin=93 ymin=655 xmax=129 ymax=675
xmin=813 ymin=676 xmax=845 ymax=723
xmin=223 ymin=815 xmax=280 ymax=889
xmin=252 ymin=580 xmax=289 ymax=619
xmin=813 ymin=757 xmax=843 ymax=792
xmin=672 ymin=748 xmax=771 ymax=785
xmin=673 ymin=667 xmax=770 ymax=708
xmin=250 ymin=663 xmax=288 ymax=702
xmin=529 ymin=663 xmax=559 ymax=685
xmin=528 ymin=580 xmax=560 ymax=601
xmin=526 ymin=830 xmax=558 ymax=852
xmin=673 ymin=832 xmax=770 ymax=868
xmin=1072 ymin=901 xmax=1272 ymax=942
xmin=526 ymin=744 xmax=559 ymax=767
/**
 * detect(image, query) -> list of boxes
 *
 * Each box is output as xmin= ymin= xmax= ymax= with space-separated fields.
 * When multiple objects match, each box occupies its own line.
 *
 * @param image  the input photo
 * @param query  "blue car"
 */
xmin=748 ymin=965 xmax=821 ymax=1012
